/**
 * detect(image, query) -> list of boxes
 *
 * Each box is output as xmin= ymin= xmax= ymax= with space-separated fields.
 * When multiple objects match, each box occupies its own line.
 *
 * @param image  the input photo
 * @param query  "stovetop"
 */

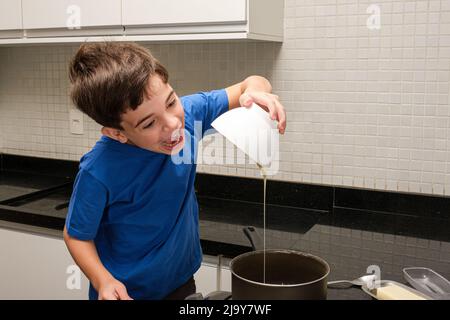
xmin=0 ymin=171 xmax=71 ymax=217
xmin=3 ymin=186 xmax=71 ymax=219
xmin=0 ymin=171 xmax=70 ymax=202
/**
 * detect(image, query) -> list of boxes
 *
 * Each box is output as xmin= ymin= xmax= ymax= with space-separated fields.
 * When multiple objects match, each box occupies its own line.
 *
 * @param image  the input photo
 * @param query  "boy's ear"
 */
xmin=101 ymin=127 xmax=128 ymax=144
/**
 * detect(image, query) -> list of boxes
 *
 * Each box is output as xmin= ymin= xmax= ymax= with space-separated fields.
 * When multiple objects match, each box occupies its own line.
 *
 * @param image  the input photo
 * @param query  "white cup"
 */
xmin=211 ymin=103 xmax=279 ymax=173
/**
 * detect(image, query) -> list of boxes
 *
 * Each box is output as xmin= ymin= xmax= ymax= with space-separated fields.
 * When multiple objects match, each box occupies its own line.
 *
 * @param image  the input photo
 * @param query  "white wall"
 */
xmin=1 ymin=0 xmax=450 ymax=196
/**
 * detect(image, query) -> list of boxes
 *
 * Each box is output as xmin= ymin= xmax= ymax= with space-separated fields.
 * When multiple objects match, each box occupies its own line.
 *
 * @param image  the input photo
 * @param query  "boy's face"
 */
xmin=118 ymin=76 xmax=185 ymax=155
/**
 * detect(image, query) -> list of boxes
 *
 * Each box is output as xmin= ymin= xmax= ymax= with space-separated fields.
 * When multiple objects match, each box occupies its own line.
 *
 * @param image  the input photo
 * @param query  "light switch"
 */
xmin=69 ymin=108 xmax=84 ymax=135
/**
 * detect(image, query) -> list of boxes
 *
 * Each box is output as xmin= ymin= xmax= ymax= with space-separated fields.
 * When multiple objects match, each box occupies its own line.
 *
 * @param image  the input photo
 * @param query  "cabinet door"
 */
xmin=22 ymin=0 xmax=121 ymax=30
xmin=0 ymin=228 xmax=89 ymax=299
xmin=194 ymin=263 xmax=231 ymax=295
xmin=122 ymin=0 xmax=246 ymax=26
xmin=0 ymin=0 xmax=22 ymax=30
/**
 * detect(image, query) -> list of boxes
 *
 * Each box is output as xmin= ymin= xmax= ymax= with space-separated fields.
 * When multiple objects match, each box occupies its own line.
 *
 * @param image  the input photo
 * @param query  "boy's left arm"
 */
xmin=225 ymin=75 xmax=286 ymax=134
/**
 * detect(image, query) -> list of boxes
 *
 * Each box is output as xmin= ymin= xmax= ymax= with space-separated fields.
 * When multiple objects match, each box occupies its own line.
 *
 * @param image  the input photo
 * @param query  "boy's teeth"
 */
xmin=163 ymin=137 xmax=180 ymax=147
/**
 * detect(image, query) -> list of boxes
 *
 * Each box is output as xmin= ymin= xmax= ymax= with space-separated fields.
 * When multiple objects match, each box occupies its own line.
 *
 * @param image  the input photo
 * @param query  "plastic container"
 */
xmin=361 ymin=280 xmax=432 ymax=300
xmin=211 ymin=103 xmax=279 ymax=172
xmin=403 ymin=267 xmax=450 ymax=300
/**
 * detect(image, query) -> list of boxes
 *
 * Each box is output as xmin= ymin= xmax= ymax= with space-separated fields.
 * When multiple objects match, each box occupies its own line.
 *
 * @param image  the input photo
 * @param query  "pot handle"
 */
xmin=242 ymin=226 xmax=263 ymax=251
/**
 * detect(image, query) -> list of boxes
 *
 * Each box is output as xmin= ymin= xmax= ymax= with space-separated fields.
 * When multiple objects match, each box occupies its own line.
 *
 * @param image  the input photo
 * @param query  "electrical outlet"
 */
xmin=69 ymin=109 xmax=84 ymax=135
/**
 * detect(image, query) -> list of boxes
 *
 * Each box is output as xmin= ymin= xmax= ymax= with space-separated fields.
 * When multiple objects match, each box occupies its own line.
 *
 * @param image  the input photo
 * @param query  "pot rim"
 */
xmin=229 ymin=249 xmax=331 ymax=288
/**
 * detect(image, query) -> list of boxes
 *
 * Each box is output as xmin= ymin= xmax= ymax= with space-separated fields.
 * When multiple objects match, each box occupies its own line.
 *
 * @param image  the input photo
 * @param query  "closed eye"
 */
xmin=167 ymin=99 xmax=176 ymax=108
xmin=143 ymin=120 xmax=155 ymax=129
xmin=143 ymin=98 xmax=176 ymax=129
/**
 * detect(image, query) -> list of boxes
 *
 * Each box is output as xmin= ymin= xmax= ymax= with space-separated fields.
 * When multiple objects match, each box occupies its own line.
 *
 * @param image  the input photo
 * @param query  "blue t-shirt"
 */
xmin=65 ymin=89 xmax=229 ymax=300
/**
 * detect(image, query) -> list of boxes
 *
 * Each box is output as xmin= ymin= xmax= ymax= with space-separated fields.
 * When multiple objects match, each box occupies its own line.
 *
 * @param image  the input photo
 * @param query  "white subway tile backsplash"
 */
xmin=0 ymin=1 xmax=449 ymax=196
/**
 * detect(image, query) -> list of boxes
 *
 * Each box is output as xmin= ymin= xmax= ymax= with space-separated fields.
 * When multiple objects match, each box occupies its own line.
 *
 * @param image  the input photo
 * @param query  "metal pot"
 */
xmin=229 ymin=227 xmax=330 ymax=300
xmin=230 ymin=249 xmax=330 ymax=300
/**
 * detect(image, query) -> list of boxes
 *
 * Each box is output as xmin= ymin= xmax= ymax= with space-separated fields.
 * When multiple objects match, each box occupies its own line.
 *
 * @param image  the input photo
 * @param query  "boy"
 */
xmin=64 ymin=42 xmax=286 ymax=300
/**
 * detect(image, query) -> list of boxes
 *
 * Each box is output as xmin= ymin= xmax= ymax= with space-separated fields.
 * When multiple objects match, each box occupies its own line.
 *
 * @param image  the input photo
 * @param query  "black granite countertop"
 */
xmin=1 ymin=192 xmax=449 ymax=300
xmin=1 ymin=155 xmax=449 ymax=300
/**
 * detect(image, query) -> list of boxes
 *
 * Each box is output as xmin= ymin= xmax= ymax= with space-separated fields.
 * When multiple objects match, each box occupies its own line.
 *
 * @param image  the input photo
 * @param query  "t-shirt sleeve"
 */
xmin=65 ymin=169 xmax=108 ymax=241
xmin=185 ymin=89 xmax=229 ymax=137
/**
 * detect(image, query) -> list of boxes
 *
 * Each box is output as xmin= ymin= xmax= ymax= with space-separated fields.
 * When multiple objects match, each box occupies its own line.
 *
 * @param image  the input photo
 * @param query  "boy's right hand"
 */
xmin=98 ymin=278 xmax=133 ymax=300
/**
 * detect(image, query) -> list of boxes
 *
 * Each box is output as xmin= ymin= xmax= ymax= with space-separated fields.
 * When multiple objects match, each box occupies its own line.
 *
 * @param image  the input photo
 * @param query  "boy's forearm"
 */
xmin=63 ymin=226 xmax=114 ymax=291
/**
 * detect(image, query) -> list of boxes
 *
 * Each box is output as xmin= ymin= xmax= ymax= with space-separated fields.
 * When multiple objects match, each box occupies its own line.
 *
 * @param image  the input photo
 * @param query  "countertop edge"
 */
xmin=0 ymin=219 xmax=62 ymax=238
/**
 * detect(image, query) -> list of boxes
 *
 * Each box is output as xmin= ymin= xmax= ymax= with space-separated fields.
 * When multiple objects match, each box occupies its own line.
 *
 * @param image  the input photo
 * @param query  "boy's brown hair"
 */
xmin=69 ymin=42 xmax=168 ymax=129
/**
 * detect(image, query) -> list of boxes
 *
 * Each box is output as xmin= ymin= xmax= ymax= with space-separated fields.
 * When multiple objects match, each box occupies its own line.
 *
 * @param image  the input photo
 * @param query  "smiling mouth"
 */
xmin=161 ymin=134 xmax=183 ymax=150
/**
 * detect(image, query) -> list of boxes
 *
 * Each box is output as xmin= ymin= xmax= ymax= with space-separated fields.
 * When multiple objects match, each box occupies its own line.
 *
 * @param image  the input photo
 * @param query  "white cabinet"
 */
xmin=123 ymin=0 xmax=246 ymax=26
xmin=22 ymin=0 xmax=122 ymax=37
xmin=0 ymin=0 xmax=284 ymax=44
xmin=0 ymin=0 xmax=23 ymax=38
xmin=0 ymin=0 xmax=22 ymax=30
xmin=0 ymin=227 xmax=89 ymax=299
xmin=194 ymin=260 xmax=231 ymax=296
xmin=122 ymin=0 xmax=283 ymax=41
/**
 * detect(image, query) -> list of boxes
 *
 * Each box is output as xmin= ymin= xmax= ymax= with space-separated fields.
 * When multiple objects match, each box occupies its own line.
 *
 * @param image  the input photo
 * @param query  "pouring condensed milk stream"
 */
xmin=257 ymin=163 xmax=268 ymax=283
xmin=211 ymin=103 xmax=279 ymax=284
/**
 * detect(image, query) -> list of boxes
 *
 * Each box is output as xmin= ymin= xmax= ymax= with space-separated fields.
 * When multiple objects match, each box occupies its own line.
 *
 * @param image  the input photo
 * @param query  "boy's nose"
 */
xmin=162 ymin=115 xmax=180 ymax=132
